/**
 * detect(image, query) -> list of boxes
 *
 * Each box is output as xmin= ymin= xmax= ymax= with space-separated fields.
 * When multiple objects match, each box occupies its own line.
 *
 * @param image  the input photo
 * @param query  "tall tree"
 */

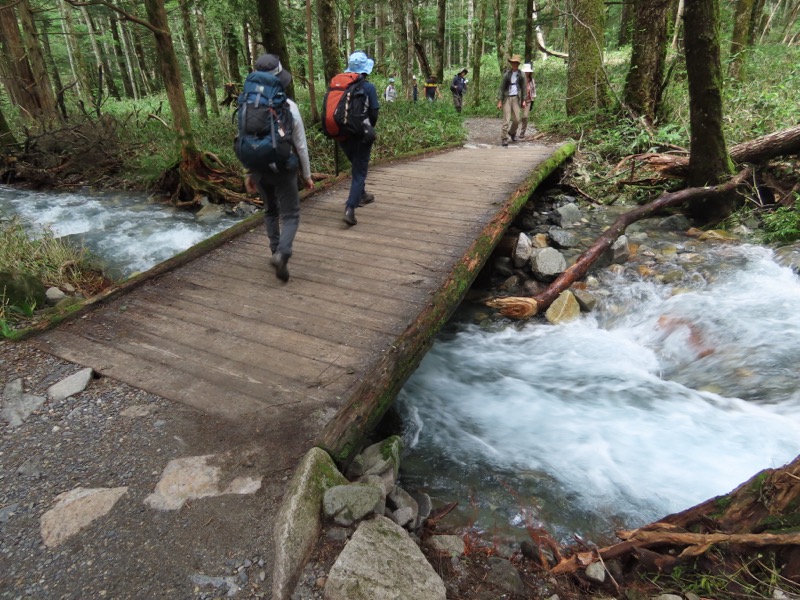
xmin=503 ymin=0 xmax=518 ymax=62
xmin=0 ymin=104 xmax=18 ymax=152
xmin=623 ymin=0 xmax=671 ymax=124
xmin=255 ymin=0 xmax=294 ymax=97
xmin=524 ymin=0 xmax=534 ymax=62
xmin=493 ymin=0 xmax=503 ymax=71
xmin=179 ymin=0 xmax=208 ymax=119
xmin=317 ymin=0 xmax=340 ymax=84
xmin=470 ymin=0 xmax=487 ymax=107
xmin=194 ymin=4 xmax=219 ymax=115
xmin=223 ymin=23 xmax=241 ymax=83
xmin=0 ymin=0 xmax=58 ymax=121
xmin=566 ymin=0 xmax=607 ymax=116
xmin=684 ymin=0 xmax=734 ymax=219
xmin=435 ymin=0 xmax=446 ymax=82
xmin=109 ymin=14 xmax=135 ymax=98
xmin=729 ymin=0 xmax=756 ymax=80
xmin=58 ymin=0 xmax=92 ymax=106
xmin=305 ymin=0 xmax=319 ymax=122
xmin=617 ymin=0 xmax=635 ymax=47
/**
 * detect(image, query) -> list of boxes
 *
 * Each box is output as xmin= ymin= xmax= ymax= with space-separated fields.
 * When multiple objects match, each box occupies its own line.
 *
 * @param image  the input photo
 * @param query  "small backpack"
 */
xmin=233 ymin=71 xmax=297 ymax=172
xmin=321 ymin=73 xmax=369 ymax=141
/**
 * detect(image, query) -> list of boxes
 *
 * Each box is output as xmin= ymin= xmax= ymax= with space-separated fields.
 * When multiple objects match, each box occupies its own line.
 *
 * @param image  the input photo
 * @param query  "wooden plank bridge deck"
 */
xmin=32 ymin=141 xmax=572 ymax=464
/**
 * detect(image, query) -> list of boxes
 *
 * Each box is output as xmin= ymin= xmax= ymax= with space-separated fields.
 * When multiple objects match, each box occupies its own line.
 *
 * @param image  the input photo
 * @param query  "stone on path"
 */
xmin=324 ymin=515 xmax=446 ymax=600
xmin=144 ymin=454 xmax=262 ymax=511
xmin=40 ymin=487 xmax=128 ymax=548
xmin=2 ymin=379 xmax=46 ymax=427
xmin=47 ymin=368 xmax=94 ymax=402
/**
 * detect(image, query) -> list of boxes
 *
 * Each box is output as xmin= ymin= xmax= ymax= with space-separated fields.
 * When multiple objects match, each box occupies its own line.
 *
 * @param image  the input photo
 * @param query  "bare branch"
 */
xmin=61 ymin=0 xmax=165 ymax=35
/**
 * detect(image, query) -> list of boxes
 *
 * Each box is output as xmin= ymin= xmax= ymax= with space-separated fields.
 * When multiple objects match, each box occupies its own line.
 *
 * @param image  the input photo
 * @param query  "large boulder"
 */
xmin=324 ymin=515 xmax=446 ymax=600
xmin=272 ymin=448 xmax=347 ymax=600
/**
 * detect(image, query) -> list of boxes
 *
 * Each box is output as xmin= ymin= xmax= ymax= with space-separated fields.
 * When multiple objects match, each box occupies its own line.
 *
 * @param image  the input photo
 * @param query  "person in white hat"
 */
xmin=496 ymin=54 xmax=527 ymax=146
xmin=384 ymin=77 xmax=397 ymax=102
xmin=519 ymin=63 xmax=537 ymax=140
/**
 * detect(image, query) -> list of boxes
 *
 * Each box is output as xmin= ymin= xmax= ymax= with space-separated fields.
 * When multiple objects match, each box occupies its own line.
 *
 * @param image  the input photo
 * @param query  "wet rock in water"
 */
xmin=554 ymin=202 xmax=582 ymax=227
xmin=572 ymin=288 xmax=597 ymax=312
xmin=545 ymin=290 xmax=580 ymax=324
xmin=494 ymin=256 xmax=514 ymax=277
xmin=548 ymin=226 xmax=578 ymax=249
xmin=773 ymin=242 xmax=800 ymax=274
xmin=360 ymin=436 xmax=403 ymax=480
xmin=652 ymin=214 xmax=692 ymax=231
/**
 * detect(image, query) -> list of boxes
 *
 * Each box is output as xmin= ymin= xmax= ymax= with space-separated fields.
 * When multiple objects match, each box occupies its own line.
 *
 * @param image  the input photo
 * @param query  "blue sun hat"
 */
xmin=345 ymin=51 xmax=374 ymax=75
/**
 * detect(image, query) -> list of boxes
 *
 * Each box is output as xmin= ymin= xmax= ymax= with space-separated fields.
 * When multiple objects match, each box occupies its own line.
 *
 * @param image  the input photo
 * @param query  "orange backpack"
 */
xmin=321 ymin=73 xmax=368 ymax=141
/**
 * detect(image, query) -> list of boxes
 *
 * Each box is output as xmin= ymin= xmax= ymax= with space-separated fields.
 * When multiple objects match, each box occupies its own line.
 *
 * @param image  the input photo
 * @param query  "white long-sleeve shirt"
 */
xmin=287 ymin=99 xmax=312 ymax=181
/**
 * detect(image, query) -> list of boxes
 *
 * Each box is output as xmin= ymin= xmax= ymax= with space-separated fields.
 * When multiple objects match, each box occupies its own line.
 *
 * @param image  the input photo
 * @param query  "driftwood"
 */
xmin=550 ymin=455 xmax=800 ymax=578
xmin=628 ymin=124 xmax=800 ymax=179
xmin=486 ymin=169 xmax=752 ymax=319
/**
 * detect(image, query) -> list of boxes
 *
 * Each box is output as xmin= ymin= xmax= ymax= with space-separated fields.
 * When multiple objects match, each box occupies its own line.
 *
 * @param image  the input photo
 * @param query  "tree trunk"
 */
xmin=617 ymin=0 xmax=634 ymax=47
xmin=317 ymin=0 xmax=340 ymax=84
xmin=79 ymin=5 xmax=106 ymax=109
xmin=566 ymin=0 xmax=607 ymax=116
xmin=58 ymin=0 xmax=92 ymax=105
xmin=435 ymin=0 xmax=446 ymax=82
xmin=109 ymin=15 xmax=133 ymax=98
xmin=671 ymin=0 xmax=684 ymax=49
xmin=0 ymin=0 xmax=57 ymax=120
xmin=194 ymin=5 xmax=219 ymax=116
xmin=38 ymin=14 xmax=68 ymax=119
xmin=684 ymin=0 xmax=734 ymax=222
xmin=524 ymin=0 xmax=534 ymax=62
xmin=305 ymin=0 xmax=319 ymax=123
xmin=96 ymin=15 xmax=122 ymax=101
xmin=179 ymin=0 xmax=207 ymax=120
xmin=0 ymin=104 xmax=18 ymax=153
xmin=143 ymin=0 xmax=197 ymax=163
xmin=729 ymin=0 xmax=756 ymax=80
xmin=255 ymin=0 xmax=294 ymax=97
xmin=494 ymin=0 xmax=503 ymax=71
xmin=409 ymin=0 xmax=432 ymax=79
xmin=503 ymin=0 xmax=518 ymax=61
xmin=348 ymin=0 xmax=356 ymax=54
xmin=223 ymin=23 xmax=241 ymax=84
xmin=471 ymin=0 xmax=487 ymax=107
xmin=112 ymin=5 xmax=139 ymax=99
xmin=623 ymin=0 xmax=671 ymax=124
xmin=376 ymin=3 xmax=385 ymax=66
xmin=16 ymin=0 xmax=59 ymax=120
xmin=748 ymin=0 xmax=767 ymax=45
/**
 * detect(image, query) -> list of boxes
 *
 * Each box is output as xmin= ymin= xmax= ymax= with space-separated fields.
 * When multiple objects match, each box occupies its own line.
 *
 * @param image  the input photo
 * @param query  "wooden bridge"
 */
xmin=32 ymin=141 xmax=573 ymax=466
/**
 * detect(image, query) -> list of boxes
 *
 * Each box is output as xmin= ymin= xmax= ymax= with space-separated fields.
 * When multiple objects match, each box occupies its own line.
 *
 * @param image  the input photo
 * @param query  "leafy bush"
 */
xmin=760 ymin=198 xmax=800 ymax=245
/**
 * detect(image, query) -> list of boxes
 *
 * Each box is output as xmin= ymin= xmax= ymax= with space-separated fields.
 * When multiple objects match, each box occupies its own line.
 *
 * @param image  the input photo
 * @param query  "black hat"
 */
xmin=254 ymin=53 xmax=292 ymax=88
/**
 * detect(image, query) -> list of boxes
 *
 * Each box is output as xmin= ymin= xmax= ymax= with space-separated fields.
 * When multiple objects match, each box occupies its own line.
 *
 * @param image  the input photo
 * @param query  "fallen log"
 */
xmin=550 ymin=454 xmax=800 ymax=577
xmin=486 ymin=169 xmax=751 ymax=319
xmin=629 ymin=124 xmax=800 ymax=178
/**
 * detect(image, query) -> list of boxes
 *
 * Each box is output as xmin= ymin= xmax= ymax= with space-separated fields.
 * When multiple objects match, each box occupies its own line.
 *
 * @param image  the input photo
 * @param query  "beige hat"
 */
xmin=509 ymin=54 xmax=522 ymax=63
xmin=521 ymin=63 xmax=533 ymax=73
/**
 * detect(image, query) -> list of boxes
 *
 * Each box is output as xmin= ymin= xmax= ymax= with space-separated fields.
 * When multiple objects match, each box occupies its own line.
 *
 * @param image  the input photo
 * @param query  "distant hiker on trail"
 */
xmin=238 ymin=54 xmax=313 ymax=283
xmin=327 ymin=51 xmax=380 ymax=227
xmin=424 ymin=76 xmax=442 ymax=101
xmin=496 ymin=54 xmax=527 ymax=147
xmin=412 ymin=75 xmax=419 ymax=102
xmin=519 ymin=63 xmax=537 ymax=140
xmin=384 ymin=78 xmax=397 ymax=102
xmin=450 ymin=68 xmax=468 ymax=113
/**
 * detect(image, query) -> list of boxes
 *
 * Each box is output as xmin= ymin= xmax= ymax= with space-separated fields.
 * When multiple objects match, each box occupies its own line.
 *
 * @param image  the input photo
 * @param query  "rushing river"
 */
xmin=0 ymin=185 xmax=240 ymax=280
xmin=397 ymin=242 xmax=800 ymax=545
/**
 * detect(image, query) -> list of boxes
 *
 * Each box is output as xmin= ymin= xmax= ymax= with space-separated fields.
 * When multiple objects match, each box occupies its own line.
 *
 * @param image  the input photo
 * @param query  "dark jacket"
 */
xmin=497 ymin=69 xmax=527 ymax=101
xmin=451 ymin=74 xmax=467 ymax=96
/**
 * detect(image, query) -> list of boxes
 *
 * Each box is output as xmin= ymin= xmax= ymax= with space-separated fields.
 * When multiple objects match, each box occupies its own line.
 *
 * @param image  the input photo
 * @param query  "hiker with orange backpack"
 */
xmin=321 ymin=51 xmax=380 ymax=226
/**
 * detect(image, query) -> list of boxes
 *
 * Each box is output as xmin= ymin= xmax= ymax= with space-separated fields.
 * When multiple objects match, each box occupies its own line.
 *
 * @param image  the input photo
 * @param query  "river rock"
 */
xmin=774 ymin=242 xmax=800 ymax=274
xmin=548 ymin=227 xmax=578 ymax=249
xmin=428 ymin=535 xmax=465 ymax=557
xmin=572 ymin=288 xmax=597 ymax=312
xmin=360 ymin=436 xmax=403 ymax=481
xmin=530 ymin=247 xmax=566 ymax=281
xmin=487 ymin=557 xmax=526 ymax=596
xmin=584 ymin=561 xmax=606 ymax=583
xmin=323 ymin=484 xmax=384 ymax=526
xmin=545 ymin=290 xmax=580 ymax=324
xmin=514 ymin=233 xmax=533 ymax=267
xmin=494 ymin=256 xmax=514 ymax=277
xmin=324 ymin=515 xmax=446 ymax=600
xmin=45 ymin=287 xmax=67 ymax=305
xmin=554 ymin=202 xmax=582 ymax=227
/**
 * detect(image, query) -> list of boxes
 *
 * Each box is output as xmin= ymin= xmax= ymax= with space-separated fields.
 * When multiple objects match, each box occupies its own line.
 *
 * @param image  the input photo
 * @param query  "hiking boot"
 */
xmin=518 ymin=132 xmax=526 ymax=140
xmin=343 ymin=206 xmax=357 ymax=226
xmin=501 ymin=140 xmax=509 ymax=147
xmin=270 ymin=252 xmax=290 ymax=282
xmin=358 ymin=191 xmax=375 ymax=207
xmin=510 ymin=134 xmax=516 ymax=142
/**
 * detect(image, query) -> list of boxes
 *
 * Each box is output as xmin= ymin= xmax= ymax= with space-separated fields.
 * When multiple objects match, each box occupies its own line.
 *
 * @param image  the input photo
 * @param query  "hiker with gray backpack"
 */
xmin=235 ymin=54 xmax=313 ymax=283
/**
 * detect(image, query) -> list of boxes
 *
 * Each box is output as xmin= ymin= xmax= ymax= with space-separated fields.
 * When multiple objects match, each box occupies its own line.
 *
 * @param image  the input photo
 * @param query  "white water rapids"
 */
xmin=0 ymin=185 xmax=239 ymax=279
xmin=397 ymin=244 xmax=800 ymax=543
